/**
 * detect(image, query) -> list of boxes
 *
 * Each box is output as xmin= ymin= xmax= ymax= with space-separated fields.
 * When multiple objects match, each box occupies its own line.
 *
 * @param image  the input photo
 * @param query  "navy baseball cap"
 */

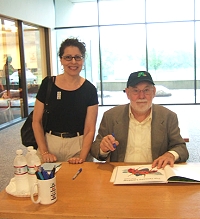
xmin=126 ymin=71 xmax=155 ymax=87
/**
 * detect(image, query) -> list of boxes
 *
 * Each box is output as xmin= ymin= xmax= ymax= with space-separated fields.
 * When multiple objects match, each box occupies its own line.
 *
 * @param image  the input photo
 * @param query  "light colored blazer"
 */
xmin=90 ymin=104 xmax=189 ymax=162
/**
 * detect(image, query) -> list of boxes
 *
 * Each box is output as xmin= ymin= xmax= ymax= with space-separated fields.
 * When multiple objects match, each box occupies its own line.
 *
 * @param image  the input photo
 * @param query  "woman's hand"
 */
xmin=42 ymin=152 xmax=57 ymax=163
xmin=68 ymin=157 xmax=83 ymax=164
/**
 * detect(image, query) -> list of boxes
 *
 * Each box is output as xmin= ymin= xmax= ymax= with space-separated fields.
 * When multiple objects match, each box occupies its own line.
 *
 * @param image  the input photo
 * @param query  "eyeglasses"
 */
xmin=130 ymin=88 xmax=153 ymax=95
xmin=62 ymin=55 xmax=83 ymax=61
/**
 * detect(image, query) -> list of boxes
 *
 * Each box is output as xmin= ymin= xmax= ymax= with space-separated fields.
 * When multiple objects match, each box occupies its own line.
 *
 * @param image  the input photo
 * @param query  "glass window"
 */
xmin=23 ymin=23 xmax=47 ymax=110
xmin=0 ymin=18 xmax=20 ymax=126
xmin=196 ymin=0 xmax=200 ymax=20
xmin=99 ymin=25 xmax=146 ymax=105
xmin=99 ymin=0 xmax=145 ymax=25
xmin=54 ymin=0 xmax=198 ymax=106
xmin=196 ymin=21 xmax=200 ymax=103
xmin=0 ymin=18 xmax=48 ymax=128
xmin=146 ymin=0 xmax=194 ymax=22
xmin=147 ymin=22 xmax=194 ymax=104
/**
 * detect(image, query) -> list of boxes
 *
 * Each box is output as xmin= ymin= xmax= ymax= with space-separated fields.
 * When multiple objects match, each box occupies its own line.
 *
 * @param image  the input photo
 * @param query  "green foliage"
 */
xmin=141 ymin=49 xmax=194 ymax=72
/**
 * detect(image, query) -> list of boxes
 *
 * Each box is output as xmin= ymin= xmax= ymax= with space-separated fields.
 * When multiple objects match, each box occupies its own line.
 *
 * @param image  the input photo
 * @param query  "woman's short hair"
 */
xmin=58 ymin=38 xmax=86 ymax=58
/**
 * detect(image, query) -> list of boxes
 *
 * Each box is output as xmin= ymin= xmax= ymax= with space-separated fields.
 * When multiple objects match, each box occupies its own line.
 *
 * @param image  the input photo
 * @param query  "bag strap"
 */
xmin=44 ymin=76 xmax=56 ymax=110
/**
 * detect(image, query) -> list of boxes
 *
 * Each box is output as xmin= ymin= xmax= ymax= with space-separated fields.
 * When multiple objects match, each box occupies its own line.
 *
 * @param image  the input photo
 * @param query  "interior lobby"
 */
xmin=1 ymin=1 xmax=200 ymax=218
xmin=0 ymin=0 xmax=200 ymax=161
xmin=0 ymin=0 xmax=200 ymax=129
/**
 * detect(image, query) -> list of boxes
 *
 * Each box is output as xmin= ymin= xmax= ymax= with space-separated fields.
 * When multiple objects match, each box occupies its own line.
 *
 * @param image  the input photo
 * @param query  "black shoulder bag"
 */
xmin=20 ymin=76 xmax=55 ymax=149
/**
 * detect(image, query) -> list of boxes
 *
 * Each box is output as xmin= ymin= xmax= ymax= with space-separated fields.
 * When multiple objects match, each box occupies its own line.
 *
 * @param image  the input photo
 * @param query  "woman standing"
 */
xmin=32 ymin=38 xmax=98 ymax=164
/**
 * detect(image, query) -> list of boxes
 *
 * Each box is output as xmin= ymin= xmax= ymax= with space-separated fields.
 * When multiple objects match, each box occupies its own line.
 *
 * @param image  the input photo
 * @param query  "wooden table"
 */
xmin=0 ymin=162 xmax=200 ymax=219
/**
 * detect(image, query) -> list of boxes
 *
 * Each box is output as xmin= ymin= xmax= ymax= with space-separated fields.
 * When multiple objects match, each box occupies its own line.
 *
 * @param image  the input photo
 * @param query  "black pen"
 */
xmin=72 ymin=168 xmax=82 ymax=180
xmin=49 ymin=166 xmax=56 ymax=179
xmin=41 ymin=167 xmax=50 ymax=180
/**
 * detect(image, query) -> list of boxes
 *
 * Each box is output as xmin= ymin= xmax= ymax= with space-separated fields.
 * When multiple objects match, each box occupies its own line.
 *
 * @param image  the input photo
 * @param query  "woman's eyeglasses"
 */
xmin=62 ymin=55 xmax=83 ymax=61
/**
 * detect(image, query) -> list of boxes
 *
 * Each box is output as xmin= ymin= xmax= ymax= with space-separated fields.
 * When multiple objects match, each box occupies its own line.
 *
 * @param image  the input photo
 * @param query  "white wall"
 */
xmin=0 ymin=0 xmax=55 ymax=28
xmin=54 ymin=0 xmax=98 ymax=27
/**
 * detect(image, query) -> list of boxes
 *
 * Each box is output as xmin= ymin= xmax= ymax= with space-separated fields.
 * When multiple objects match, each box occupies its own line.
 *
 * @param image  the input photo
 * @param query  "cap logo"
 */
xmin=138 ymin=72 xmax=147 ymax=77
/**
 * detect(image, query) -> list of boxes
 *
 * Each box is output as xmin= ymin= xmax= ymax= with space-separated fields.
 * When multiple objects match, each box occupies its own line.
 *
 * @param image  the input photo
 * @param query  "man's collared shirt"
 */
xmin=124 ymin=106 xmax=153 ymax=162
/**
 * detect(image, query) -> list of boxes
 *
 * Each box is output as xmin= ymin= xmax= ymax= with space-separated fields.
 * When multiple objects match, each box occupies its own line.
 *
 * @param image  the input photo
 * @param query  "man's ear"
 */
xmin=125 ymin=87 xmax=131 ymax=100
xmin=153 ymin=86 xmax=156 ymax=97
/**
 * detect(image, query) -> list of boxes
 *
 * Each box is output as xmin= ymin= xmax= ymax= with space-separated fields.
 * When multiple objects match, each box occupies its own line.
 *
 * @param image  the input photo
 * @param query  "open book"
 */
xmin=110 ymin=163 xmax=200 ymax=184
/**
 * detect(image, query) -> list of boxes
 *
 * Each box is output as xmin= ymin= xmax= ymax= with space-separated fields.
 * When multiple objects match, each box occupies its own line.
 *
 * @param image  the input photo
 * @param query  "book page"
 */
xmin=166 ymin=163 xmax=200 ymax=183
xmin=112 ymin=165 xmax=168 ymax=184
xmin=110 ymin=166 xmax=118 ymax=183
xmin=162 ymin=165 xmax=175 ymax=179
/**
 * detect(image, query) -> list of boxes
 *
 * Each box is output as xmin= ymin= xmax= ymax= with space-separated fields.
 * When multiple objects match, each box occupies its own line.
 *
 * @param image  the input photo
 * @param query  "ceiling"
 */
xmin=70 ymin=0 xmax=96 ymax=2
xmin=70 ymin=0 xmax=115 ymax=2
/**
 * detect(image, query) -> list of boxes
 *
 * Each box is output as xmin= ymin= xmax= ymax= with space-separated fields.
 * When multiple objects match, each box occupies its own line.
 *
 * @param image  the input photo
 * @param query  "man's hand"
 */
xmin=152 ymin=152 xmax=175 ymax=169
xmin=100 ymin=135 xmax=119 ymax=152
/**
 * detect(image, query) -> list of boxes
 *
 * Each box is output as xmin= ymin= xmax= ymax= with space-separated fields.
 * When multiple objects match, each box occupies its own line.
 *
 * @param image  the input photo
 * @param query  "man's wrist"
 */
xmin=100 ymin=148 xmax=110 ymax=156
xmin=168 ymin=151 xmax=179 ymax=161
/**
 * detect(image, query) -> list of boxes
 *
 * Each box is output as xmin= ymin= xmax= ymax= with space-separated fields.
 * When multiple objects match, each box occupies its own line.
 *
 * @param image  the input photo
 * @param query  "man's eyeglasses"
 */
xmin=130 ymin=88 xmax=153 ymax=95
xmin=62 ymin=55 xmax=83 ymax=61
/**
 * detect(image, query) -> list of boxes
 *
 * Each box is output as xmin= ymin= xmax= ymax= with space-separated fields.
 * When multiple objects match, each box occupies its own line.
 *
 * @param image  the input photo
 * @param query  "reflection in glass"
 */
xmin=23 ymin=23 xmax=46 ymax=108
xmin=0 ymin=18 xmax=47 ymax=128
xmin=0 ymin=18 xmax=20 ymax=126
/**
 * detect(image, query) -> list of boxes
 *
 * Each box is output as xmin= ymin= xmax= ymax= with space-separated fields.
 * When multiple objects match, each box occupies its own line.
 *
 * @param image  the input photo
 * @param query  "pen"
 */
xmin=35 ymin=170 xmax=44 ymax=180
xmin=49 ymin=166 xmax=56 ymax=179
xmin=72 ymin=168 xmax=82 ymax=180
xmin=112 ymin=133 xmax=117 ymax=149
xmin=41 ymin=167 xmax=50 ymax=180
